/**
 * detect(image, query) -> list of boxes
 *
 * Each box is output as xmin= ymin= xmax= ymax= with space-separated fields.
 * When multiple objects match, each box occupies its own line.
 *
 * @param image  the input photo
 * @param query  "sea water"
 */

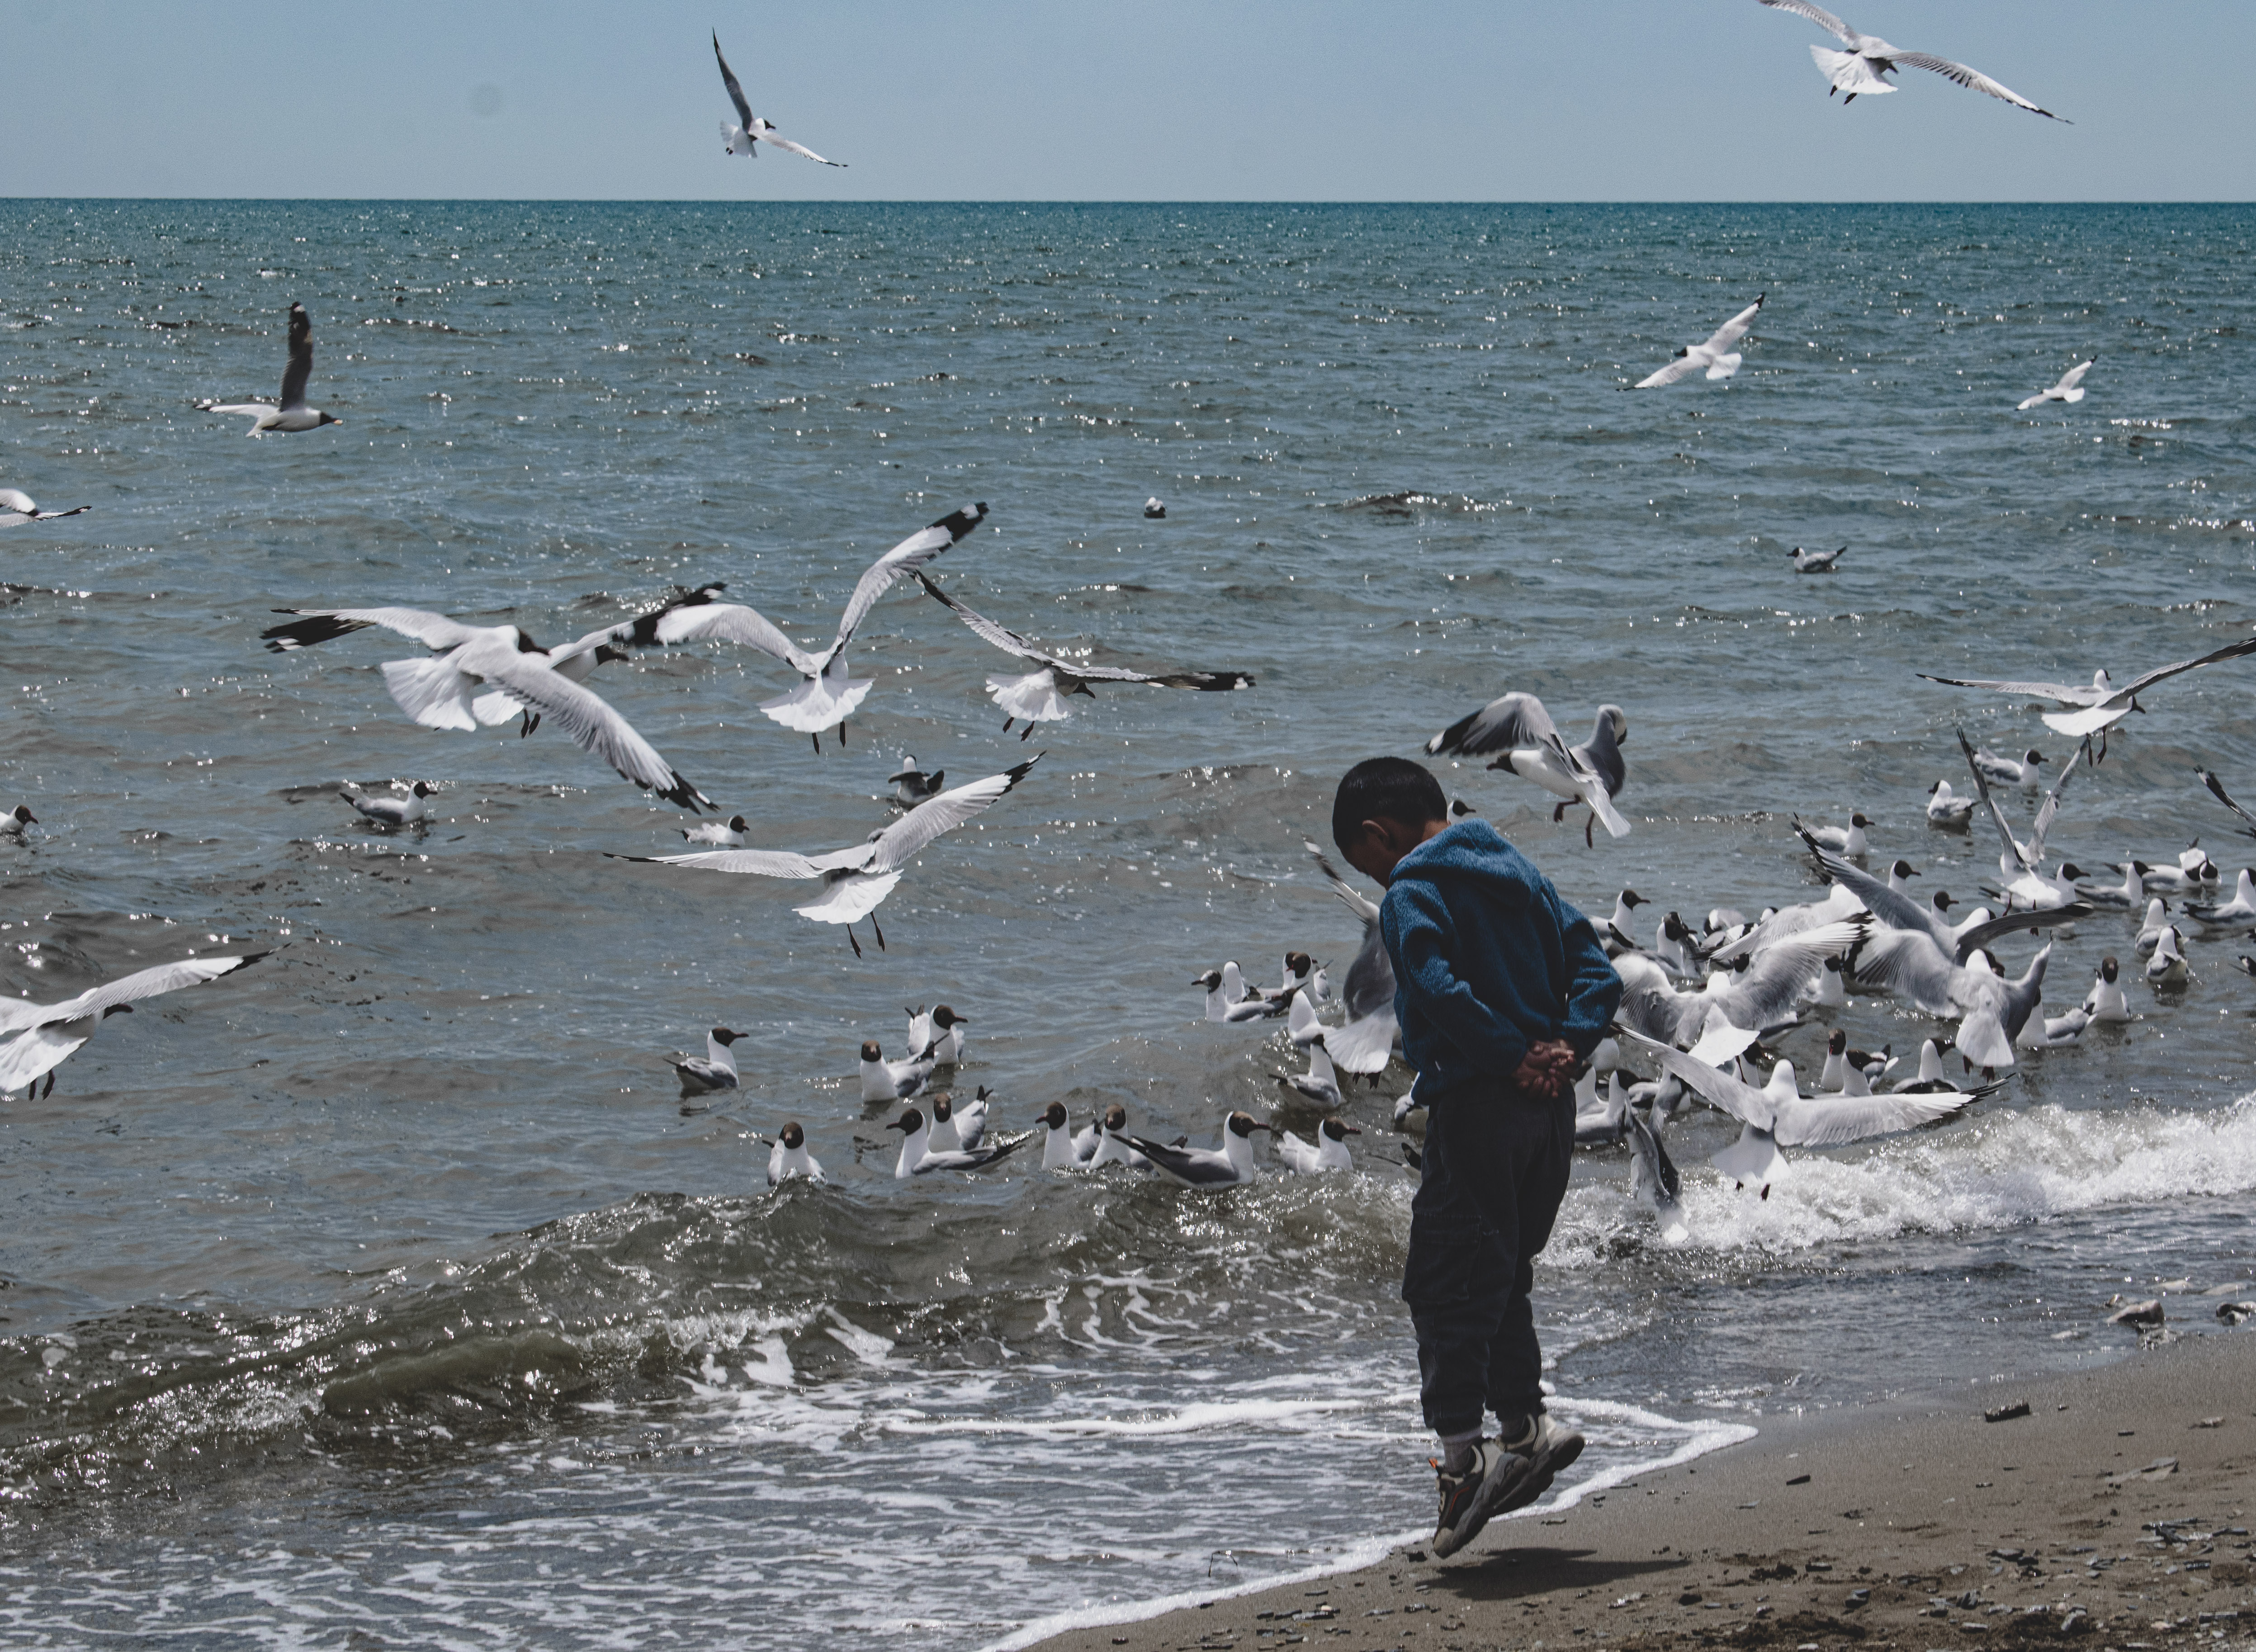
xmin=1 ymin=201 xmax=2252 ymax=1647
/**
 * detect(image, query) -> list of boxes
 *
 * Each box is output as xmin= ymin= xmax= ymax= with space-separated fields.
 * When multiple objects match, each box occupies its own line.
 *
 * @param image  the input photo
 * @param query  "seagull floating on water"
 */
xmin=1 ymin=952 xmax=265 ymax=1099
xmin=1797 ymin=812 xmax=1869 ymax=857
xmin=1925 ymin=780 xmax=1975 ymax=829
xmin=652 ymin=504 xmax=987 ymax=750
xmin=1789 ymin=545 xmax=1845 ymax=573
xmin=859 ymin=1040 xmax=934 ymax=1103
xmin=682 ymin=814 xmax=750 ymax=847
xmin=1123 ymin=1111 xmax=1271 ymax=1189
xmin=2082 ymin=957 xmax=2131 ymax=1023
xmin=767 ymin=1121 xmax=823 ymax=1186
xmin=1757 ymin=0 xmax=2067 ymax=120
xmin=1273 ymin=1035 xmax=1343 ymax=1109
xmin=1273 ymin=1116 xmax=1358 ymax=1174
xmin=1426 ymin=692 xmax=1630 ymax=843
xmin=914 ymin=572 xmax=1254 ymax=737
xmin=345 ymin=780 xmax=433 ymax=829
xmin=2020 ymin=359 xmax=2095 ymax=412
xmin=2185 ymin=869 xmax=2256 ymax=929
xmin=0 ymin=488 xmax=89 ymax=527
xmin=1 ymin=805 xmax=38 ymax=838
xmin=928 ymin=1089 xmax=988 ymax=1153
xmin=1633 ymin=297 xmax=1762 ymax=388
xmin=671 ymin=1027 xmax=743 ymax=1094
xmin=713 ymin=32 xmax=846 ymax=166
xmin=200 ymin=303 xmax=342 ymax=435
xmin=613 ymin=757 xmax=1039 ymax=956
xmin=886 ymin=1105 xmax=1023 ymax=1176
xmin=2146 ymin=925 xmax=2190 ymax=986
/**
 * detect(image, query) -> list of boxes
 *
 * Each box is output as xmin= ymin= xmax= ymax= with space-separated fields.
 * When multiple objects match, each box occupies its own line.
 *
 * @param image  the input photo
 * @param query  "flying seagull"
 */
xmin=2019 ymin=359 xmax=2095 ymax=412
xmin=265 ymin=584 xmax=714 ymax=738
xmin=610 ymin=757 xmax=1040 ymax=956
xmin=2197 ymin=768 xmax=2256 ymax=842
xmin=1633 ymin=297 xmax=1763 ymax=388
xmin=913 ymin=572 xmax=1255 ymax=737
xmin=650 ymin=503 xmax=988 ymax=751
xmin=200 ymin=303 xmax=342 ymax=435
xmin=1758 ymin=0 xmax=2067 ymax=119
xmin=2029 ymin=635 xmax=2256 ymax=739
xmin=1425 ymin=692 xmax=1630 ymax=843
xmin=260 ymin=605 xmax=710 ymax=809
xmin=1 ymin=953 xmax=265 ymax=1099
xmin=714 ymin=32 xmax=846 ymax=166
xmin=0 ymin=488 xmax=90 ymax=527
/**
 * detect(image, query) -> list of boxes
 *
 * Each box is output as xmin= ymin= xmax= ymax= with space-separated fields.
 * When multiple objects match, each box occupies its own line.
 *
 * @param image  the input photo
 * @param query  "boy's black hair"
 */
xmin=1331 ymin=757 xmax=1448 ymax=852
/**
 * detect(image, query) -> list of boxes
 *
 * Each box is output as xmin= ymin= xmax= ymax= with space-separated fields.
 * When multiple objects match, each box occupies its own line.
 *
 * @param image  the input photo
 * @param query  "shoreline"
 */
xmin=1004 ymin=1330 xmax=2255 ymax=1652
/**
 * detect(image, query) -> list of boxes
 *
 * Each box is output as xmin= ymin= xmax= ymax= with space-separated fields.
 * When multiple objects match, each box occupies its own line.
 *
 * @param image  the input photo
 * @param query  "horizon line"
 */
xmin=4 ymin=196 xmax=2253 ymax=208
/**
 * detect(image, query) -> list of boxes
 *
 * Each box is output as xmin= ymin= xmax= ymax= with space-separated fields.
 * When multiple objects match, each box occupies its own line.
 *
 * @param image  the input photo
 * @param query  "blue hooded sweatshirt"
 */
xmin=1378 ymin=819 xmax=1622 ymax=1103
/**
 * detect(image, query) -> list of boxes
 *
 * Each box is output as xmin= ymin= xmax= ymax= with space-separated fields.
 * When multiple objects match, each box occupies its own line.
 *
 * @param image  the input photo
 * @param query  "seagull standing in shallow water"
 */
xmin=201 ymin=303 xmax=343 ymax=435
xmin=713 ymin=32 xmax=847 ymax=166
xmin=1634 ymin=297 xmax=1763 ymax=388
xmin=1757 ymin=0 xmax=2068 ymax=120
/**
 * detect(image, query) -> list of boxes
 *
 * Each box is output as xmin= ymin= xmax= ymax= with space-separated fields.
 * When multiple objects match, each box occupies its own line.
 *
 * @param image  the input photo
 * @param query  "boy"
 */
xmin=1333 ymin=756 xmax=1622 ymax=1559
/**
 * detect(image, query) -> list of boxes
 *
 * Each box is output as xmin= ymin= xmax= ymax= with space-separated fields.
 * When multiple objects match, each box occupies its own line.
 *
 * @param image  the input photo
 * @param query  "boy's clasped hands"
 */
xmin=1509 ymin=1038 xmax=1581 ymax=1102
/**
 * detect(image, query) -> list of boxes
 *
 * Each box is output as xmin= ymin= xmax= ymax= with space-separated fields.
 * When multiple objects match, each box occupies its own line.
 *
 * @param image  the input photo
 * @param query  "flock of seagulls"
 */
xmin=3 ymin=16 xmax=2234 ymax=1242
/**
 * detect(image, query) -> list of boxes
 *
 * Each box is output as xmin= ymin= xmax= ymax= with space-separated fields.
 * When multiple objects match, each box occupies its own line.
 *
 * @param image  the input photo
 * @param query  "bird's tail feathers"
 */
xmin=380 ymin=657 xmax=480 ymax=732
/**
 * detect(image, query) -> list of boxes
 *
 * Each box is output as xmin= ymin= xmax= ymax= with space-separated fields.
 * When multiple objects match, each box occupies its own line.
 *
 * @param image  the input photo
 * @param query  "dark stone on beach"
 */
xmin=1986 ymin=1400 xmax=2033 ymax=1422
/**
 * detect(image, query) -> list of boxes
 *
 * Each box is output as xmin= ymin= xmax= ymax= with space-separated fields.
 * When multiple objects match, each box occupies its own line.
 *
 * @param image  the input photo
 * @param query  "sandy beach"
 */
xmin=1022 ymin=1329 xmax=2256 ymax=1652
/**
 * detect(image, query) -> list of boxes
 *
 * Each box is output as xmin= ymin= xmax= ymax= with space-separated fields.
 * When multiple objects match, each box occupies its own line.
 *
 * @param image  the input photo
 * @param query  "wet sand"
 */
xmin=1023 ymin=1328 xmax=2256 ymax=1652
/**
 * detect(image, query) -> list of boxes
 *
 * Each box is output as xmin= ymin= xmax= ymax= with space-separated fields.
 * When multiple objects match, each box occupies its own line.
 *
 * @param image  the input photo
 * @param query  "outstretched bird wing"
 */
xmin=1916 ymin=672 xmax=2096 ymax=706
xmin=866 ymin=757 xmax=1041 ymax=876
xmin=1701 ymin=297 xmax=1765 ymax=354
xmin=761 ymin=132 xmax=846 ymax=167
xmin=1894 ymin=51 xmax=2067 ymax=120
xmin=0 ymin=953 xmax=266 ymax=1036
xmin=1425 ymin=691 xmax=1561 ymax=760
xmin=1758 ymin=0 xmax=1859 ymax=47
xmin=458 ymin=641 xmax=709 ymax=809
xmin=712 ymin=32 xmax=757 ymax=130
xmin=914 ymin=573 xmax=1253 ymax=689
xmin=261 ymin=606 xmax=486 ymax=653
xmin=2043 ymin=634 xmax=2256 ymax=735
xmin=279 ymin=304 xmax=316 ymax=410
xmin=824 ymin=503 xmax=989 ymax=657
xmin=654 ymin=597 xmax=824 ymax=674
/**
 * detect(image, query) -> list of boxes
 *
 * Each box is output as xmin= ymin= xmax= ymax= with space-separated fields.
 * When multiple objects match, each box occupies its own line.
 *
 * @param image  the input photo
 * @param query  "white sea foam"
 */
xmin=980 ymin=1395 xmax=1754 ymax=1652
xmin=1556 ymin=1096 xmax=2256 ymax=1261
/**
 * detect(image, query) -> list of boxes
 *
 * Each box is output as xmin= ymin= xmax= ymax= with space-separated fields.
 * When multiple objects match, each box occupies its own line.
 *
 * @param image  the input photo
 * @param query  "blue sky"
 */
xmin=4 ymin=0 xmax=2251 ymax=200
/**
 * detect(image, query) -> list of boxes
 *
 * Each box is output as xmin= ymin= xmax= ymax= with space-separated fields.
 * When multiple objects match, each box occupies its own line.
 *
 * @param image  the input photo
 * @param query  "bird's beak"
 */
xmin=1343 ymin=1125 xmax=1362 ymax=1136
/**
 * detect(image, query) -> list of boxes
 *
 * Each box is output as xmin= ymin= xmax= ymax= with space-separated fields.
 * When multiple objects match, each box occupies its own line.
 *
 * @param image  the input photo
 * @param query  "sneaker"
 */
xmin=1429 ymin=1438 xmax=1516 ymax=1558
xmin=1494 ymin=1413 xmax=1584 ymax=1515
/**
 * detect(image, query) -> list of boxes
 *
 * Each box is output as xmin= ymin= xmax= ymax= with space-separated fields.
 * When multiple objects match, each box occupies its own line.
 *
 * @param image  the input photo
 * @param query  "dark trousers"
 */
xmin=1404 ymin=1084 xmax=1574 ymax=1439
